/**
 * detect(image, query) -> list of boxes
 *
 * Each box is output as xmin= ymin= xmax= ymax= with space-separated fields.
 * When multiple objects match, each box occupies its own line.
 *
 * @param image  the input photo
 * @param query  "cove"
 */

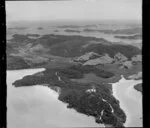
xmin=112 ymin=75 xmax=142 ymax=127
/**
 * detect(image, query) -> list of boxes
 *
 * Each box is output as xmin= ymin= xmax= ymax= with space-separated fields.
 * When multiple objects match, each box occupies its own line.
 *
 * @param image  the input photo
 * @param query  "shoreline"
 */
xmin=9 ymin=67 xmax=126 ymax=127
xmin=7 ymin=67 xmax=142 ymax=127
xmin=7 ymin=68 xmax=46 ymax=72
xmin=7 ymin=70 xmax=103 ymax=127
xmin=112 ymin=75 xmax=142 ymax=127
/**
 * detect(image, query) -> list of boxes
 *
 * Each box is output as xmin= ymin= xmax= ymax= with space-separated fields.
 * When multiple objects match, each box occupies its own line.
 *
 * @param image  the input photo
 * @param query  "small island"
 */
xmin=64 ymin=29 xmax=81 ymax=33
xmin=134 ymin=83 xmax=142 ymax=93
xmin=114 ymin=34 xmax=142 ymax=40
xmin=83 ymin=27 xmax=142 ymax=35
xmin=57 ymin=25 xmax=82 ymax=28
xmin=54 ymin=30 xmax=59 ymax=32
xmin=26 ymin=34 xmax=40 ymax=37
xmin=37 ymin=27 xmax=43 ymax=30
xmin=8 ymin=27 xmax=28 ymax=30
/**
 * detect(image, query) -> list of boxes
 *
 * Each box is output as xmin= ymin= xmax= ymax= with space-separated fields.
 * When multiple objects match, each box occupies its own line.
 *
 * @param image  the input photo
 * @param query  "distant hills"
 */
xmin=7 ymin=34 xmax=141 ymax=70
xmin=83 ymin=27 xmax=142 ymax=35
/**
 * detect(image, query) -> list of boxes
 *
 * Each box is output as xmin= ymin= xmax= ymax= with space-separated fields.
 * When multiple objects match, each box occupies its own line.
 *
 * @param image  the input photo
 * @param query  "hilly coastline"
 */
xmin=7 ymin=33 xmax=142 ymax=127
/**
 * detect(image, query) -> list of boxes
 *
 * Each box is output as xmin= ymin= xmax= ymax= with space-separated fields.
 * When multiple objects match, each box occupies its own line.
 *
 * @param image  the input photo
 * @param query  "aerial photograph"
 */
xmin=6 ymin=0 xmax=142 ymax=128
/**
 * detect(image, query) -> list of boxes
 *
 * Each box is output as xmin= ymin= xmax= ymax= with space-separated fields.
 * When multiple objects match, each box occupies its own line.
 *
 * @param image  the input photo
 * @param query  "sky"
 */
xmin=6 ymin=0 xmax=142 ymax=22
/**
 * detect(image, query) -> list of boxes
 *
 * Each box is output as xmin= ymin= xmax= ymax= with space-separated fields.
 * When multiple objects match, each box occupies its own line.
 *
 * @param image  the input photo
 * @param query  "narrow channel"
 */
xmin=112 ymin=75 xmax=142 ymax=127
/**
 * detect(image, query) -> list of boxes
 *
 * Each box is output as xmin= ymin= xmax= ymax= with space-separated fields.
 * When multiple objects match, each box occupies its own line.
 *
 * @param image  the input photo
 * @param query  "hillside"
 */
xmin=7 ymin=34 xmax=141 ymax=70
xmin=13 ymin=65 xmax=126 ymax=127
xmin=7 ymin=33 xmax=142 ymax=127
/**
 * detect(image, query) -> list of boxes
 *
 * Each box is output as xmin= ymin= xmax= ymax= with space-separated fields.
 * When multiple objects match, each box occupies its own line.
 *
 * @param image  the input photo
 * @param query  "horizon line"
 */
xmin=7 ymin=19 xmax=142 ymax=22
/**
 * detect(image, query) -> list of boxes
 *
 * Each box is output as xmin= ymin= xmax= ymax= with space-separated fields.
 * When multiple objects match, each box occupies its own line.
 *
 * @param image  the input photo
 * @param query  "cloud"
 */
xmin=6 ymin=0 xmax=141 ymax=21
